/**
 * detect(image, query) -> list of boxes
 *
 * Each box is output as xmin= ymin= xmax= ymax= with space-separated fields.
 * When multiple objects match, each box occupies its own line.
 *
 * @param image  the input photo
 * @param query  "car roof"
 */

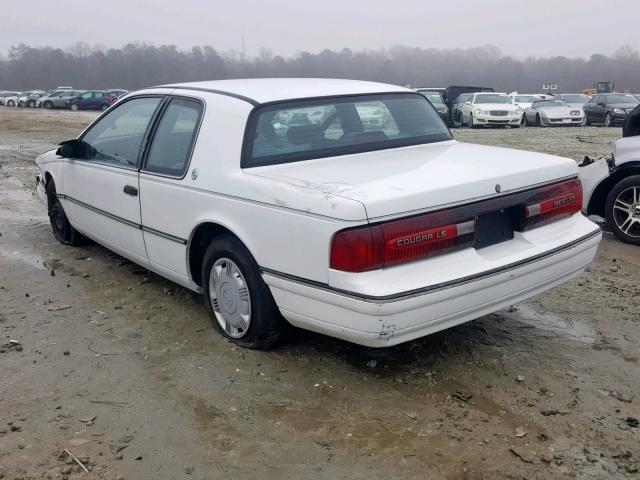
xmin=159 ymin=78 xmax=411 ymax=105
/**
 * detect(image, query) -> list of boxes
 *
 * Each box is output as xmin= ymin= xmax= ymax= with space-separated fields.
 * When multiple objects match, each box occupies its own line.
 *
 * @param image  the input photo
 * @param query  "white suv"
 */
xmin=35 ymin=79 xmax=601 ymax=349
xmin=461 ymin=92 xmax=522 ymax=128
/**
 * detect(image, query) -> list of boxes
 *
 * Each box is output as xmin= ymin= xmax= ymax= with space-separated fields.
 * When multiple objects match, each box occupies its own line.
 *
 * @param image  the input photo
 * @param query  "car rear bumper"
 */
xmin=263 ymin=215 xmax=601 ymax=347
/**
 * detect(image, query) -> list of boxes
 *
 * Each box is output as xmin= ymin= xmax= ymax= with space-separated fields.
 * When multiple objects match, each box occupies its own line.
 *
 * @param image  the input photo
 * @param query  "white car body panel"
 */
xmin=580 ymin=135 xmax=640 ymax=211
xmin=35 ymin=78 xmax=601 ymax=347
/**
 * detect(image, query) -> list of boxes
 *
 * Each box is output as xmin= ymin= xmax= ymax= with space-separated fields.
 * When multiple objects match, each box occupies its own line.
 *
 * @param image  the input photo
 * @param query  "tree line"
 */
xmin=1 ymin=42 xmax=639 ymax=93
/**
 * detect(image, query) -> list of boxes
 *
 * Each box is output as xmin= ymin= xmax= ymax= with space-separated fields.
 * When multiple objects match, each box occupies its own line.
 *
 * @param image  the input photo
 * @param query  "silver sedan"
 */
xmin=522 ymin=100 xmax=585 ymax=127
xmin=38 ymin=90 xmax=86 ymax=109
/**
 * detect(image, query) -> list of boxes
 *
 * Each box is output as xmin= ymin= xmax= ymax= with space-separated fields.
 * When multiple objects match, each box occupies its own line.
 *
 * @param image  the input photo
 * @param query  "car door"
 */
xmin=59 ymin=95 xmax=165 ymax=265
xmin=92 ymin=92 xmax=106 ymax=109
xmin=138 ymin=96 xmax=204 ymax=282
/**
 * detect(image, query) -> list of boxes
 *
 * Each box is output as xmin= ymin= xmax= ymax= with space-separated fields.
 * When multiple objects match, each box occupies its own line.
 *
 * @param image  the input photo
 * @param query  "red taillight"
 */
xmin=524 ymin=179 xmax=582 ymax=229
xmin=330 ymin=178 xmax=583 ymax=273
xmin=330 ymin=212 xmax=476 ymax=273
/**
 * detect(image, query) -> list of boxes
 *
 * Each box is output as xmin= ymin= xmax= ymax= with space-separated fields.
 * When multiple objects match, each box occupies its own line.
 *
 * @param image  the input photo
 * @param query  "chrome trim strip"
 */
xmin=261 ymin=228 xmax=601 ymax=303
xmin=58 ymin=194 xmax=187 ymax=245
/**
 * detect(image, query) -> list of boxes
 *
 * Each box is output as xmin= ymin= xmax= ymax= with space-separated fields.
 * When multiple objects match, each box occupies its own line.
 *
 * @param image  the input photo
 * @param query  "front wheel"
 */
xmin=46 ymin=181 xmax=86 ymax=246
xmin=469 ymin=113 xmax=477 ymax=128
xmin=202 ymin=235 xmax=285 ymax=349
xmin=7 ymin=100 xmax=15 ymax=107
xmin=604 ymin=112 xmax=613 ymax=127
xmin=605 ymin=175 xmax=640 ymax=245
xmin=521 ymin=114 xmax=528 ymax=127
xmin=43 ymin=101 xmax=53 ymax=109
xmin=28 ymin=100 xmax=36 ymax=108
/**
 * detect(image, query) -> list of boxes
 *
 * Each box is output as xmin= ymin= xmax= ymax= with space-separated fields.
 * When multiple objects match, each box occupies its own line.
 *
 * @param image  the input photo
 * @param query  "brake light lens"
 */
xmin=330 ymin=211 xmax=476 ymax=272
xmin=330 ymin=178 xmax=583 ymax=273
xmin=524 ymin=179 xmax=582 ymax=229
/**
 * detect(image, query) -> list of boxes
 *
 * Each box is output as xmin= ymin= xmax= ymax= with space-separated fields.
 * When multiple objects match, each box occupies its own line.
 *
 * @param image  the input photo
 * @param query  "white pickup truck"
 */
xmin=35 ymin=78 xmax=601 ymax=349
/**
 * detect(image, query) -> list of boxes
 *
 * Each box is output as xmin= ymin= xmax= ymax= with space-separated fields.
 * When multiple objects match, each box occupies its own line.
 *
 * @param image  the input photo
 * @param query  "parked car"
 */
xmin=450 ymin=93 xmax=473 ymax=127
xmin=67 ymin=90 xmax=110 ymax=111
xmin=26 ymin=90 xmax=58 ymax=108
xmin=554 ymin=93 xmax=590 ymax=111
xmin=35 ymin=79 xmax=601 ymax=349
xmin=583 ymin=93 xmax=639 ymax=127
xmin=522 ymin=99 xmax=585 ymax=127
xmin=0 ymin=91 xmax=21 ymax=106
xmin=460 ymin=92 xmax=521 ymax=128
xmin=415 ymin=89 xmax=451 ymax=126
xmin=39 ymin=90 xmax=86 ymax=109
xmin=17 ymin=90 xmax=44 ymax=107
xmin=580 ymin=104 xmax=640 ymax=244
xmin=106 ymin=90 xmax=129 ymax=106
xmin=508 ymin=94 xmax=539 ymax=111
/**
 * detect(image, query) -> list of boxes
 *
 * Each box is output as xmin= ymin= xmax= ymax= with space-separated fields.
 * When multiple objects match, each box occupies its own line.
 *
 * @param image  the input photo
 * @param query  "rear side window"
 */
xmin=144 ymin=98 xmax=202 ymax=176
xmin=244 ymin=93 xmax=451 ymax=167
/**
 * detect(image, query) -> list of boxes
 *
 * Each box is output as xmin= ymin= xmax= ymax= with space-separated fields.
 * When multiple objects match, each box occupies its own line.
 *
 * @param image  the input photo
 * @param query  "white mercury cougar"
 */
xmin=35 ymin=79 xmax=602 ymax=349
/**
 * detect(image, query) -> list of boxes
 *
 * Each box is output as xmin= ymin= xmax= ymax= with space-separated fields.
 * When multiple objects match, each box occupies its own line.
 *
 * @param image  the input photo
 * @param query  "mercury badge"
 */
xmin=191 ymin=168 xmax=199 ymax=180
xmin=495 ymin=184 xmax=501 ymax=193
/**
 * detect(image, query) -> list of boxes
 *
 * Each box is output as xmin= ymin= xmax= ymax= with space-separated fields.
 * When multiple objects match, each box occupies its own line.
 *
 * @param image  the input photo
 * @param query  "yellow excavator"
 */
xmin=583 ymin=81 xmax=614 ymax=96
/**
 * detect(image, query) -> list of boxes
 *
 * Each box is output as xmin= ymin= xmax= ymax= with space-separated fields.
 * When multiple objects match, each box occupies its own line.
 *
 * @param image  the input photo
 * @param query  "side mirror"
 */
xmin=56 ymin=139 xmax=93 ymax=159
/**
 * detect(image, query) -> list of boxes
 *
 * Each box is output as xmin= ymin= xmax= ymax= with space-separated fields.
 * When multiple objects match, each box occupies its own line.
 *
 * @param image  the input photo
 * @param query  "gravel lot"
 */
xmin=1 ymin=109 xmax=639 ymax=480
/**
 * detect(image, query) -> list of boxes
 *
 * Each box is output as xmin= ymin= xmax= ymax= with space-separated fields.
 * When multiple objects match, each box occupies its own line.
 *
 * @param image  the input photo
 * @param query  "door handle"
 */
xmin=123 ymin=185 xmax=138 ymax=196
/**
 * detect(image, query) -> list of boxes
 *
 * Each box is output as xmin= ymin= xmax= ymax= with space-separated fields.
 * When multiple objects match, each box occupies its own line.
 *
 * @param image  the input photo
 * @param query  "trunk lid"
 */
xmin=248 ymin=140 xmax=578 ymax=220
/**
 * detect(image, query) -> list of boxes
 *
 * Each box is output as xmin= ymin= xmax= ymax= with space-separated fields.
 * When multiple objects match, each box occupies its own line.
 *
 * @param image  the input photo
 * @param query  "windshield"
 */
xmin=534 ymin=100 xmax=567 ymax=108
xmin=244 ymin=93 xmax=452 ymax=167
xmin=562 ymin=95 xmax=588 ymax=103
xmin=416 ymin=91 xmax=444 ymax=104
xmin=606 ymin=94 xmax=639 ymax=104
xmin=513 ymin=96 xmax=535 ymax=102
xmin=474 ymin=94 xmax=510 ymax=104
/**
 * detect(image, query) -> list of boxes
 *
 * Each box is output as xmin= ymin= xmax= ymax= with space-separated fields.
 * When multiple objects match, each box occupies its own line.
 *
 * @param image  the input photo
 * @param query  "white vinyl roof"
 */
xmin=160 ymin=78 xmax=411 ymax=105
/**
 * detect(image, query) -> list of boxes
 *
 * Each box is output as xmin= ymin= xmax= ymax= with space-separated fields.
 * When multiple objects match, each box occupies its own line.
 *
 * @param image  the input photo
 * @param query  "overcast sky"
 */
xmin=1 ymin=0 xmax=638 ymax=58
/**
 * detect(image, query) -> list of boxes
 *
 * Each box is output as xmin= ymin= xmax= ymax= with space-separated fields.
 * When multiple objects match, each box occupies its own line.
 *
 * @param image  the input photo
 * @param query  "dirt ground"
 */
xmin=1 ymin=108 xmax=639 ymax=480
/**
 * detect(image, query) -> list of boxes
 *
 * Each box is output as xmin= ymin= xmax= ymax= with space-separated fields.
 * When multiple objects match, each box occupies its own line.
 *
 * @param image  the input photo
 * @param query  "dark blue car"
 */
xmin=67 ymin=91 xmax=110 ymax=111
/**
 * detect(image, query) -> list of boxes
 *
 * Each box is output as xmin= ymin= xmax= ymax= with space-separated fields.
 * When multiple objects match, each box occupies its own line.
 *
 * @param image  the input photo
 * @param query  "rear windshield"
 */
xmin=243 ymin=93 xmax=451 ymax=167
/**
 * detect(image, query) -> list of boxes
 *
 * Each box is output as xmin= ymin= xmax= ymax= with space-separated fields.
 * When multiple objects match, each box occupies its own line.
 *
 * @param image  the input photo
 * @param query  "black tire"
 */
xmin=522 ymin=114 xmax=529 ymax=127
xmin=7 ymin=100 xmax=14 ymax=107
xmin=605 ymin=175 xmax=640 ymax=245
xmin=46 ymin=180 xmax=86 ymax=246
xmin=536 ymin=114 xmax=542 ymax=127
xmin=28 ymin=100 xmax=35 ymax=108
xmin=101 ymin=103 xmax=109 ymax=111
xmin=469 ymin=113 xmax=477 ymax=129
xmin=201 ymin=234 xmax=285 ymax=349
xmin=43 ymin=101 xmax=53 ymax=109
xmin=18 ymin=101 xmax=24 ymax=108
xmin=604 ymin=112 xmax=613 ymax=128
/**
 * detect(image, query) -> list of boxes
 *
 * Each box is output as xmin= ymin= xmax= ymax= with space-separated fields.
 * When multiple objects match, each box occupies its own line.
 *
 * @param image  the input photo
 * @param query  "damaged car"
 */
xmin=580 ymin=104 xmax=640 ymax=245
xmin=522 ymin=99 xmax=585 ymax=127
xmin=35 ymin=79 xmax=601 ymax=349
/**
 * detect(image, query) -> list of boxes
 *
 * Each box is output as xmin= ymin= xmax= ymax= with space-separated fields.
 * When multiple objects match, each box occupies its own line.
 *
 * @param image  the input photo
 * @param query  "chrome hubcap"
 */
xmin=613 ymin=186 xmax=640 ymax=238
xmin=208 ymin=258 xmax=251 ymax=338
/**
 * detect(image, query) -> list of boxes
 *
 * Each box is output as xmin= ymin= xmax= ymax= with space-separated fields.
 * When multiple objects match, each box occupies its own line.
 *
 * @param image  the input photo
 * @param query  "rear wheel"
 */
xmin=7 ymin=100 xmax=14 ymax=107
xmin=605 ymin=175 xmax=640 ymax=245
xmin=28 ymin=100 xmax=35 ymax=108
xmin=70 ymin=103 xmax=79 ymax=111
xmin=202 ymin=234 xmax=285 ymax=349
xmin=46 ymin=180 xmax=87 ymax=246
xmin=101 ymin=103 xmax=109 ymax=111
xmin=43 ymin=101 xmax=53 ymax=109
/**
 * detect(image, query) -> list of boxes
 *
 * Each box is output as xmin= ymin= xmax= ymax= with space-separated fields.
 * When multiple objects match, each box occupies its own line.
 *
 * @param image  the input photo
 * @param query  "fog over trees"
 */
xmin=1 ymin=43 xmax=639 ymax=93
